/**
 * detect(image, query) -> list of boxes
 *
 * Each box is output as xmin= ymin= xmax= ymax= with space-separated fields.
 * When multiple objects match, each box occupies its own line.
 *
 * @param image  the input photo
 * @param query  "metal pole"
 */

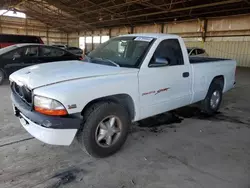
xmin=0 ymin=17 xmax=2 ymax=34
xmin=202 ymin=19 xmax=208 ymax=42
xmin=25 ymin=18 xmax=28 ymax=35
xmin=161 ymin=23 xmax=164 ymax=33
xmin=91 ymin=30 xmax=94 ymax=50
xmin=109 ymin=28 xmax=112 ymax=38
xmin=46 ymin=26 xmax=49 ymax=45
xmin=130 ymin=26 xmax=134 ymax=34
xmin=84 ymin=31 xmax=87 ymax=54
xmin=66 ymin=33 xmax=69 ymax=46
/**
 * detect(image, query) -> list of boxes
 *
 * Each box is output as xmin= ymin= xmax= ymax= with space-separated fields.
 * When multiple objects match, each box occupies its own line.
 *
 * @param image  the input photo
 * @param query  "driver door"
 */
xmin=139 ymin=39 xmax=192 ymax=119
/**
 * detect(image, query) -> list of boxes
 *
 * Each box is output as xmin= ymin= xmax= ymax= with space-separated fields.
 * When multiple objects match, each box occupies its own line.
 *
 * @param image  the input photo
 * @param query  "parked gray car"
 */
xmin=66 ymin=47 xmax=83 ymax=57
xmin=187 ymin=47 xmax=208 ymax=57
xmin=52 ymin=44 xmax=68 ymax=49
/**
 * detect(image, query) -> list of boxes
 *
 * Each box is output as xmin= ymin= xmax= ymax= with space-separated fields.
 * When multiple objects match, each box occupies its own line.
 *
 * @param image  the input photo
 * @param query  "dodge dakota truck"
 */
xmin=10 ymin=33 xmax=236 ymax=157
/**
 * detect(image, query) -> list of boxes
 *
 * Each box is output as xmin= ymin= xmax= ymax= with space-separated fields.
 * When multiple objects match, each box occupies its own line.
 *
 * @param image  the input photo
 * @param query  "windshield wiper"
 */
xmin=85 ymin=56 xmax=120 ymax=67
xmin=102 ymin=58 xmax=120 ymax=67
xmin=92 ymin=57 xmax=120 ymax=67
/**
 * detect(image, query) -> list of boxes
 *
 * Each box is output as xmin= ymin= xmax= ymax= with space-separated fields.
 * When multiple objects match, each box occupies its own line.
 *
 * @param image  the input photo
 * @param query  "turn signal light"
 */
xmin=34 ymin=95 xmax=68 ymax=116
xmin=35 ymin=106 xmax=68 ymax=116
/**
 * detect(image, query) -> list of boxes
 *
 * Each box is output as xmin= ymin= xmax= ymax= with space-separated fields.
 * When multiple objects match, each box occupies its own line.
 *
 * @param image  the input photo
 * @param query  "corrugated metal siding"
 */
xmin=207 ymin=15 xmax=250 ymax=31
xmin=111 ymin=27 xmax=130 ymax=37
xmin=167 ymin=21 xmax=202 ymax=33
xmin=185 ymin=41 xmax=250 ymax=67
xmin=68 ymin=32 xmax=79 ymax=47
xmin=134 ymin=24 xmax=161 ymax=33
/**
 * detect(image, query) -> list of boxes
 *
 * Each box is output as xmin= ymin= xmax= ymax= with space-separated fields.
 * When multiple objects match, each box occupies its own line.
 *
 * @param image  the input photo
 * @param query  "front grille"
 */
xmin=11 ymin=82 xmax=32 ymax=105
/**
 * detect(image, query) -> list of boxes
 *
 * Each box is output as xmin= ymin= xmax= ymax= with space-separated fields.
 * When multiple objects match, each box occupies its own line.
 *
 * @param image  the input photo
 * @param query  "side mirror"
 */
xmin=149 ymin=57 xmax=169 ymax=67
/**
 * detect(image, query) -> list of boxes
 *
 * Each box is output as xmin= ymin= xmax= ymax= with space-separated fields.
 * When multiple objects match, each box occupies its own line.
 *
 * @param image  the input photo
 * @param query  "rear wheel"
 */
xmin=201 ymin=80 xmax=223 ymax=115
xmin=77 ymin=101 xmax=130 ymax=158
xmin=0 ymin=70 xmax=5 ymax=85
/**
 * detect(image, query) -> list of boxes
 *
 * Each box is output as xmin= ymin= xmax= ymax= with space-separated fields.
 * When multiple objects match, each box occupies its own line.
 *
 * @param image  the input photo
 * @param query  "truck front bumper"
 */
xmin=18 ymin=112 xmax=77 ymax=145
xmin=11 ymin=92 xmax=81 ymax=146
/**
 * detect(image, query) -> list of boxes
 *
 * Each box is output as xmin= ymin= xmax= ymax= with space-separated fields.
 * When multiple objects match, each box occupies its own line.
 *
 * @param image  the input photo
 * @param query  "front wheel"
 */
xmin=201 ymin=81 xmax=223 ymax=115
xmin=77 ymin=102 xmax=130 ymax=158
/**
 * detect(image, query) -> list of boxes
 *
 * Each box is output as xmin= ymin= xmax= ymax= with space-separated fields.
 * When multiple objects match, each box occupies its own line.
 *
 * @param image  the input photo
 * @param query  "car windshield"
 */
xmin=86 ymin=36 xmax=154 ymax=68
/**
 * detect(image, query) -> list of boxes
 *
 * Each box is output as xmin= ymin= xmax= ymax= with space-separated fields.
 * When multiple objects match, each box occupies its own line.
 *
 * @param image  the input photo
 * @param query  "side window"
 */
xmin=22 ymin=46 xmax=39 ymax=57
xmin=40 ymin=47 xmax=66 ymax=57
xmin=152 ymin=39 xmax=184 ymax=66
xmin=197 ymin=49 xmax=205 ymax=54
xmin=2 ymin=46 xmax=39 ymax=59
xmin=190 ymin=49 xmax=196 ymax=56
xmin=67 ymin=47 xmax=78 ymax=50
xmin=2 ymin=48 xmax=24 ymax=60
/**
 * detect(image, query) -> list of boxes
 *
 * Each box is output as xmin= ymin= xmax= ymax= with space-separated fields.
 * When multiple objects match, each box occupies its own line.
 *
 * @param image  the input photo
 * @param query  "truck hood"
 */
xmin=9 ymin=60 xmax=138 ymax=89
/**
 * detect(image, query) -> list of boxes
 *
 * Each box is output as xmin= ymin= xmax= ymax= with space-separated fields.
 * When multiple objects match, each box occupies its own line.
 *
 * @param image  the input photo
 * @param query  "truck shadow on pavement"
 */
xmin=135 ymin=106 xmax=250 ymax=133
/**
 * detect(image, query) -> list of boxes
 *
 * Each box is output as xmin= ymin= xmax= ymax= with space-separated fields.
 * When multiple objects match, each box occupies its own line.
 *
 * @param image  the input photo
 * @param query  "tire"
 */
xmin=0 ymin=70 xmax=4 ymax=85
xmin=201 ymin=80 xmax=223 ymax=115
xmin=77 ymin=101 xmax=130 ymax=158
xmin=0 ymin=69 xmax=5 ymax=85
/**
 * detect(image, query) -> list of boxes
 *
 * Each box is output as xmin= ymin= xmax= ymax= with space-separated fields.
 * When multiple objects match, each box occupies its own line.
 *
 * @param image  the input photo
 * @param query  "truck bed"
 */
xmin=189 ymin=57 xmax=229 ymax=64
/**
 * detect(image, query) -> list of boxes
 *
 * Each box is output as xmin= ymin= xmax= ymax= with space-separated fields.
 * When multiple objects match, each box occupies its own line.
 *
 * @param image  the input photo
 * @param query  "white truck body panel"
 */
xmin=10 ymin=60 xmax=138 ymax=89
xmin=32 ymin=69 xmax=141 ymax=119
xmin=191 ymin=60 xmax=236 ymax=103
xmin=10 ymin=33 xmax=236 ymax=146
xmin=19 ymin=112 xmax=77 ymax=145
xmin=138 ymin=36 xmax=193 ymax=119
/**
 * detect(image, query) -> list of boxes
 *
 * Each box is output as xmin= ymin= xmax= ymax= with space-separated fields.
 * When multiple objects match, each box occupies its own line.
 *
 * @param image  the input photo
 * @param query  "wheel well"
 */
xmin=81 ymin=94 xmax=135 ymax=120
xmin=211 ymin=75 xmax=225 ymax=90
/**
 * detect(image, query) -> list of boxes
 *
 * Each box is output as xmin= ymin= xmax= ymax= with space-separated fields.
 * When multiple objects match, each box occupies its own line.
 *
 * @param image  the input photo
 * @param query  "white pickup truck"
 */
xmin=10 ymin=34 xmax=236 ymax=157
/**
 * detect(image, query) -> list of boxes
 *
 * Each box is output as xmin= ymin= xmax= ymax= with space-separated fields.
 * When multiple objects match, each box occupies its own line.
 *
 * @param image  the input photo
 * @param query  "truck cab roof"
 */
xmin=120 ymin=33 xmax=180 ymax=39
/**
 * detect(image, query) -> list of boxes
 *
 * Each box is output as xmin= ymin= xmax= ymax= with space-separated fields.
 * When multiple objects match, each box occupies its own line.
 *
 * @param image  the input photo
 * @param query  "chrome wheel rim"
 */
xmin=95 ymin=116 xmax=122 ymax=148
xmin=210 ymin=90 xmax=220 ymax=109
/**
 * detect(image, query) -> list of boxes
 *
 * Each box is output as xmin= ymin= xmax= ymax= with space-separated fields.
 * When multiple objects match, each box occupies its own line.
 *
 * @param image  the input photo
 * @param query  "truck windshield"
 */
xmin=86 ymin=36 xmax=154 ymax=68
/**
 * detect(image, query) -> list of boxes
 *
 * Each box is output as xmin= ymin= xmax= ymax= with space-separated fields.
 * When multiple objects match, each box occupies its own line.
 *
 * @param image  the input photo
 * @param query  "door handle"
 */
xmin=183 ymin=72 xmax=189 ymax=78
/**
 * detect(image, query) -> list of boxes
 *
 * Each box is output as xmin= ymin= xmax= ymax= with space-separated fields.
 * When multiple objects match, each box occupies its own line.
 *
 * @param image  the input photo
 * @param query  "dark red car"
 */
xmin=0 ymin=34 xmax=44 ymax=49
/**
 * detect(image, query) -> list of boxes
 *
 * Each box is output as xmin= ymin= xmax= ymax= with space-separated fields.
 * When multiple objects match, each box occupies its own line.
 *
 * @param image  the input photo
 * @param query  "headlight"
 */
xmin=34 ymin=96 xmax=67 ymax=116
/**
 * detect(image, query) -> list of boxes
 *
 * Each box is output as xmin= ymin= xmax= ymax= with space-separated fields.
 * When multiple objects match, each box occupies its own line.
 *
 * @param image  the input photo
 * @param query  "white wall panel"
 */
xmin=111 ymin=27 xmax=130 ymax=37
xmin=167 ymin=20 xmax=202 ymax=33
xmin=185 ymin=41 xmax=250 ymax=67
xmin=134 ymin=24 xmax=161 ymax=33
xmin=208 ymin=15 xmax=250 ymax=32
xmin=100 ymin=28 xmax=109 ymax=35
